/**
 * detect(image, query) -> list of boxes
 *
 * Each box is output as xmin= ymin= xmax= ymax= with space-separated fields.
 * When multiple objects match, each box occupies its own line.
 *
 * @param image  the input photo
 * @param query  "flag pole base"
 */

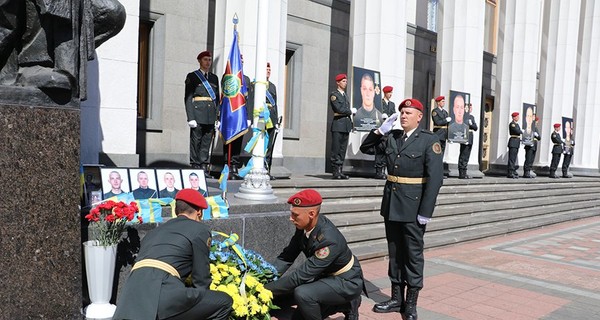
xmin=234 ymin=167 xmax=277 ymax=201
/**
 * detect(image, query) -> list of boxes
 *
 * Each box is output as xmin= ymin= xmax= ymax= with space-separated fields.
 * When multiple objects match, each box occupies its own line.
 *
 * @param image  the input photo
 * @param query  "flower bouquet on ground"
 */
xmin=84 ymin=200 xmax=143 ymax=247
xmin=208 ymin=232 xmax=280 ymax=320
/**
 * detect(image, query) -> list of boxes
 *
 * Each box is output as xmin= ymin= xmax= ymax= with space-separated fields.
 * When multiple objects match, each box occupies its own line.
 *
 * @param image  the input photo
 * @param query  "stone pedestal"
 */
xmin=0 ymin=104 xmax=81 ymax=318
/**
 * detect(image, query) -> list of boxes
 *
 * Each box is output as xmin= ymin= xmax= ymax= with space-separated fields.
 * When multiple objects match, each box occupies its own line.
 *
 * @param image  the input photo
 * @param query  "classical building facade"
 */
xmin=81 ymin=0 xmax=600 ymax=176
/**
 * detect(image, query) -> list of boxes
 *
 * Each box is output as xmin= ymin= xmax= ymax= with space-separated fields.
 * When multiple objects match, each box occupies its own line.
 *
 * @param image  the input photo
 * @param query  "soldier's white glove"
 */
xmin=247 ymin=120 xmax=252 ymax=127
xmin=571 ymin=140 xmax=575 ymax=146
xmin=382 ymin=113 xmax=389 ymax=120
xmin=275 ymin=123 xmax=281 ymax=130
xmin=417 ymin=215 xmax=431 ymax=225
xmin=377 ymin=113 xmax=399 ymax=135
xmin=469 ymin=119 xmax=473 ymax=125
xmin=351 ymin=107 xmax=358 ymax=114
xmin=214 ymin=120 xmax=221 ymax=130
xmin=534 ymin=132 xmax=539 ymax=138
xmin=188 ymin=120 xmax=198 ymax=128
xmin=446 ymin=117 xmax=452 ymax=122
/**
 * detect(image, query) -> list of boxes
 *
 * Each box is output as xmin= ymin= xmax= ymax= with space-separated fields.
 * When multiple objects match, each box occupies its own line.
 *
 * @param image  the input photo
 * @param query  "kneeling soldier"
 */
xmin=265 ymin=189 xmax=364 ymax=320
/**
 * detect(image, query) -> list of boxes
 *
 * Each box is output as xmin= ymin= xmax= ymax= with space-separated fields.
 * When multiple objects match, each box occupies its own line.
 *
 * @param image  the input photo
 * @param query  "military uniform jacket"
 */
xmin=551 ymin=131 xmax=564 ymax=154
xmin=431 ymin=107 xmax=449 ymax=140
xmin=508 ymin=121 xmax=522 ymax=148
xmin=185 ymin=70 xmax=220 ymax=125
xmin=113 ymin=216 xmax=213 ymax=320
xmin=360 ymin=129 xmax=444 ymax=222
xmin=382 ymin=99 xmax=396 ymax=116
xmin=330 ymin=90 xmax=353 ymax=133
xmin=466 ymin=114 xmax=478 ymax=145
xmin=244 ymin=75 xmax=254 ymax=120
xmin=266 ymin=81 xmax=279 ymax=125
xmin=265 ymin=215 xmax=363 ymax=299
xmin=526 ymin=126 xmax=541 ymax=151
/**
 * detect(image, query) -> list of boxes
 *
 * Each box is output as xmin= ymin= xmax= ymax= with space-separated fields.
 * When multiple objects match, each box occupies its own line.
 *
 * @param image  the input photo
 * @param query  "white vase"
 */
xmin=83 ymin=240 xmax=118 ymax=319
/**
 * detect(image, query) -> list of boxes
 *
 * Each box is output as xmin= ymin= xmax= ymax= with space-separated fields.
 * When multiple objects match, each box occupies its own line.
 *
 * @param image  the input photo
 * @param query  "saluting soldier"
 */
xmin=185 ymin=51 xmax=220 ymax=177
xmin=523 ymin=117 xmax=541 ymax=178
xmin=113 ymin=189 xmax=232 ymax=320
xmin=265 ymin=189 xmax=364 ymax=320
xmin=431 ymin=95 xmax=451 ymax=154
xmin=360 ymin=98 xmax=444 ymax=320
xmin=458 ymin=104 xmax=478 ymax=179
xmin=507 ymin=112 xmax=522 ymax=178
xmin=329 ymin=73 xmax=355 ymax=180
xmin=549 ymin=123 xmax=563 ymax=178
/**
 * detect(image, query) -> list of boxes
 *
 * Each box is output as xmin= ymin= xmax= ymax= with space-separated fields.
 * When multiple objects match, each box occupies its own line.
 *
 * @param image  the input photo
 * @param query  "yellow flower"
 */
xmin=261 ymin=304 xmax=269 ymax=314
xmin=212 ymin=272 xmax=222 ymax=283
xmin=210 ymin=264 xmax=217 ymax=273
xmin=234 ymin=305 xmax=248 ymax=317
xmin=228 ymin=266 xmax=241 ymax=276
xmin=217 ymin=263 xmax=228 ymax=271
xmin=245 ymin=275 xmax=258 ymax=288
xmin=258 ymin=288 xmax=273 ymax=302
xmin=250 ymin=301 xmax=261 ymax=315
xmin=210 ymin=283 xmax=217 ymax=290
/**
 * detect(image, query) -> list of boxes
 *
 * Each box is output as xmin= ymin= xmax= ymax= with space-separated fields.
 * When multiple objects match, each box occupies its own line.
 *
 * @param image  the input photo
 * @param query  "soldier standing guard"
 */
xmin=264 ymin=62 xmax=279 ymax=179
xmin=431 ymin=96 xmax=451 ymax=154
xmin=549 ymin=123 xmax=563 ymax=178
xmin=360 ymin=98 xmax=444 ymax=320
xmin=458 ymin=104 xmax=478 ymax=179
xmin=562 ymin=122 xmax=575 ymax=178
xmin=507 ymin=112 xmax=522 ymax=178
xmin=372 ymin=85 xmax=396 ymax=179
xmin=265 ymin=189 xmax=364 ymax=320
xmin=185 ymin=51 xmax=220 ymax=178
xmin=523 ymin=117 xmax=541 ymax=178
xmin=329 ymin=73 xmax=355 ymax=180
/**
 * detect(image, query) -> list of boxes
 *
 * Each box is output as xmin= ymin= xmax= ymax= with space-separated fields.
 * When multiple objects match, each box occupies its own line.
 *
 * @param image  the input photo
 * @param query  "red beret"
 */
xmin=554 ymin=123 xmax=561 ymax=128
xmin=399 ymin=98 xmax=424 ymax=112
xmin=535 ymin=116 xmax=540 ymax=122
xmin=335 ymin=73 xmax=347 ymax=82
xmin=511 ymin=112 xmax=519 ymax=117
xmin=435 ymin=96 xmax=445 ymax=102
xmin=383 ymin=86 xmax=393 ymax=93
xmin=197 ymin=51 xmax=212 ymax=60
xmin=176 ymin=188 xmax=208 ymax=209
xmin=287 ymin=189 xmax=322 ymax=207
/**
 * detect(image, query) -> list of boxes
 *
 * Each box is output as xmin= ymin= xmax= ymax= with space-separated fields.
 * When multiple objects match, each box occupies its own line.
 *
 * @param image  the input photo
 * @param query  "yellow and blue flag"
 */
xmin=220 ymin=28 xmax=249 ymax=145
xmin=218 ymin=164 xmax=229 ymax=191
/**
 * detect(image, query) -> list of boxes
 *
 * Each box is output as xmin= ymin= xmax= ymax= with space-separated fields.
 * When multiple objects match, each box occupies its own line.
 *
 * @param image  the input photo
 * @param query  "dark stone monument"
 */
xmin=0 ymin=0 xmax=125 ymax=318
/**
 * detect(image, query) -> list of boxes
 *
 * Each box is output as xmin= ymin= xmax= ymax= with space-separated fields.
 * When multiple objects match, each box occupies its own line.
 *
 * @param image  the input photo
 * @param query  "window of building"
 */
xmin=427 ymin=0 xmax=439 ymax=32
xmin=484 ymin=0 xmax=499 ymax=54
xmin=137 ymin=20 xmax=152 ymax=119
xmin=283 ymin=44 xmax=303 ymax=140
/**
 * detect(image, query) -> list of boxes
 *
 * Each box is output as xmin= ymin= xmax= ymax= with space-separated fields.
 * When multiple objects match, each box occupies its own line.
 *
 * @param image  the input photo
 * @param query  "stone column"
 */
xmin=347 ymin=0 xmax=407 ymax=172
xmin=490 ymin=0 xmax=542 ymax=173
xmin=573 ymin=0 xmax=600 ymax=172
xmin=537 ymin=0 xmax=582 ymax=165
xmin=435 ymin=0 xmax=485 ymax=176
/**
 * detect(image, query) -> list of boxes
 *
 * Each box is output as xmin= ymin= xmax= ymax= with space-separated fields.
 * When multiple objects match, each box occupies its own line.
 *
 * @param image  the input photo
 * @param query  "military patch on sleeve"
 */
xmin=317 ymin=233 xmax=325 ymax=242
xmin=207 ymin=237 xmax=212 ymax=248
xmin=330 ymin=95 xmax=337 ymax=102
xmin=432 ymin=142 xmax=442 ymax=154
xmin=511 ymin=123 xmax=515 ymax=127
xmin=315 ymin=246 xmax=330 ymax=259
xmin=432 ymin=111 xmax=437 ymax=116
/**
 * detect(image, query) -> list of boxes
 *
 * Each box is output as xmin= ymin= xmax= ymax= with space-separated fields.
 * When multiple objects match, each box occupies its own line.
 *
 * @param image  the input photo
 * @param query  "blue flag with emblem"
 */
xmin=220 ymin=27 xmax=249 ymax=145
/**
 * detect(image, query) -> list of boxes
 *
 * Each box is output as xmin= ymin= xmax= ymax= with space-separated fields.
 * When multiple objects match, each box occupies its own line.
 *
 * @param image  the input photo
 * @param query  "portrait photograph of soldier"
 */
xmin=522 ymin=103 xmax=536 ymax=146
xmin=100 ymin=168 xmax=130 ymax=200
xmin=352 ymin=66 xmax=383 ymax=131
xmin=156 ymin=169 xmax=184 ymax=199
xmin=129 ymin=169 xmax=158 ymax=200
xmin=447 ymin=90 xmax=470 ymax=143
xmin=181 ymin=169 xmax=209 ymax=197
xmin=562 ymin=117 xmax=574 ymax=141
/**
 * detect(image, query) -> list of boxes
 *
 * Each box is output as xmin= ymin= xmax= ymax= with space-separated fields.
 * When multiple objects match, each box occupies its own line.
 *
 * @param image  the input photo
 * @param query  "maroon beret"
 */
xmin=535 ymin=116 xmax=540 ymax=122
xmin=554 ymin=123 xmax=561 ymax=128
xmin=197 ymin=51 xmax=212 ymax=60
xmin=335 ymin=73 xmax=347 ymax=82
xmin=511 ymin=112 xmax=519 ymax=117
xmin=176 ymin=188 xmax=208 ymax=209
xmin=383 ymin=86 xmax=393 ymax=93
xmin=287 ymin=189 xmax=322 ymax=207
xmin=399 ymin=98 xmax=424 ymax=112
xmin=434 ymin=96 xmax=445 ymax=102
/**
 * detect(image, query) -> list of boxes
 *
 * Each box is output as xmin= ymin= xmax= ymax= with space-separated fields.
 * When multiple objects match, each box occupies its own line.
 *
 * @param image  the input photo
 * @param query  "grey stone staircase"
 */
xmin=271 ymin=176 xmax=600 ymax=261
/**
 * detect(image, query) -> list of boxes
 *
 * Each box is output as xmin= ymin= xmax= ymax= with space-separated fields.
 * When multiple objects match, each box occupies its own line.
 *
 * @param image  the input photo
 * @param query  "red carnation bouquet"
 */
xmin=85 ymin=200 xmax=143 ymax=247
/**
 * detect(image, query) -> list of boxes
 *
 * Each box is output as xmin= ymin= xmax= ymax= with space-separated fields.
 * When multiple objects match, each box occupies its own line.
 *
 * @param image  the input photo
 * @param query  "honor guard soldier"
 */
xmin=360 ymin=98 xmax=444 ymax=320
xmin=562 ymin=121 xmax=575 ymax=178
xmin=113 ymin=189 xmax=233 ymax=320
xmin=329 ymin=73 xmax=355 ymax=179
xmin=507 ymin=112 xmax=522 ymax=178
xmin=549 ymin=123 xmax=563 ymax=178
xmin=264 ymin=62 xmax=279 ymax=179
xmin=458 ymin=104 xmax=478 ymax=179
xmin=523 ymin=117 xmax=541 ymax=178
xmin=185 ymin=51 xmax=220 ymax=177
xmin=431 ymin=95 xmax=451 ymax=154
xmin=372 ymin=86 xmax=396 ymax=179
xmin=265 ymin=189 xmax=364 ymax=320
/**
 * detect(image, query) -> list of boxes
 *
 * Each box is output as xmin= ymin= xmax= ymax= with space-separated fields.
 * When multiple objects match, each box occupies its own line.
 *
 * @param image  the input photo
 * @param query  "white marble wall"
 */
xmin=435 ymin=0 xmax=485 ymax=169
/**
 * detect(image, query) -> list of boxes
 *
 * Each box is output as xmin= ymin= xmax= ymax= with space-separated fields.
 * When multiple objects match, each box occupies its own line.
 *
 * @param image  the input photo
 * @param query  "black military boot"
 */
xmin=375 ymin=167 xmax=386 ymax=180
xmin=343 ymin=295 xmax=361 ymax=320
xmin=230 ymin=165 xmax=243 ymax=180
xmin=458 ymin=169 xmax=470 ymax=179
xmin=201 ymin=163 xmax=212 ymax=178
xmin=402 ymin=288 xmax=420 ymax=320
xmin=523 ymin=170 xmax=532 ymax=178
xmin=333 ymin=165 xmax=342 ymax=179
xmin=373 ymin=284 xmax=404 ymax=313
xmin=338 ymin=165 xmax=349 ymax=180
xmin=563 ymin=171 xmax=573 ymax=178
xmin=549 ymin=170 xmax=560 ymax=178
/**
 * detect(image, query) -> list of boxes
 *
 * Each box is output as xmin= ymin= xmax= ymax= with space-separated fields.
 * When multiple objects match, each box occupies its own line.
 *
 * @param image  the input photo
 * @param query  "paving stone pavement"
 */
xmin=271 ymin=215 xmax=600 ymax=319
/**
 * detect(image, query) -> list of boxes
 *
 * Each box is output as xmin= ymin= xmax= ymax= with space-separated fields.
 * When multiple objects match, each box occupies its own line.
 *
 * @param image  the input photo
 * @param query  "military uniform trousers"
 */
xmin=550 ymin=152 xmax=562 ymax=173
xmin=385 ymin=219 xmax=426 ymax=289
xmin=562 ymin=153 xmax=572 ymax=173
xmin=458 ymin=143 xmax=472 ymax=171
xmin=190 ymin=124 xmax=214 ymax=166
xmin=374 ymin=147 xmax=387 ymax=169
xmin=330 ymin=131 xmax=349 ymax=166
xmin=266 ymin=127 xmax=276 ymax=170
xmin=524 ymin=146 xmax=537 ymax=172
xmin=507 ymin=145 xmax=519 ymax=176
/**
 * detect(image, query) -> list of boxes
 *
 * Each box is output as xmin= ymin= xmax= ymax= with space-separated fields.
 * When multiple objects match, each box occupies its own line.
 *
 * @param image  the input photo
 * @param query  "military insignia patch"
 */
xmin=317 ymin=233 xmax=325 ymax=242
xmin=511 ymin=123 xmax=515 ymax=127
xmin=207 ymin=237 xmax=212 ymax=248
xmin=405 ymin=100 xmax=412 ymax=107
xmin=315 ymin=247 xmax=330 ymax=259
xmin=330 ymin=95 xmax=337 ymax=101
xmin=432 ymin=142 xmax=442 ymax=154
xmin=432 ymin=111 xmax=437 ymax=116
xmin=294 ymin=198 xmax=301 ymax=206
